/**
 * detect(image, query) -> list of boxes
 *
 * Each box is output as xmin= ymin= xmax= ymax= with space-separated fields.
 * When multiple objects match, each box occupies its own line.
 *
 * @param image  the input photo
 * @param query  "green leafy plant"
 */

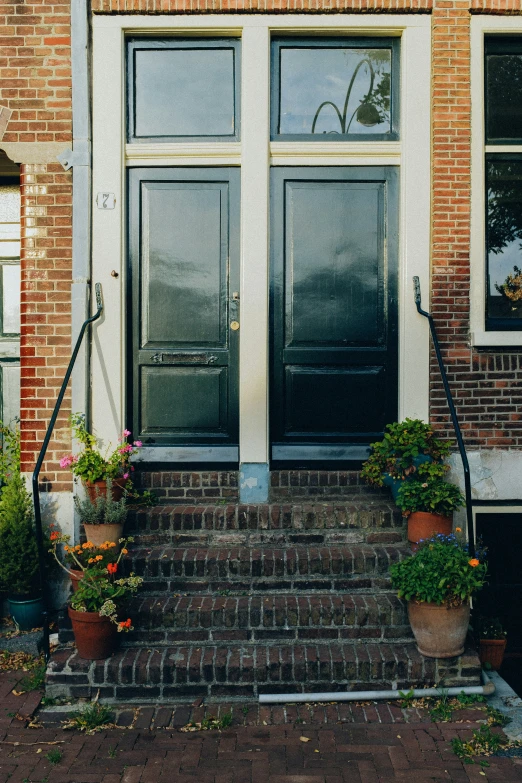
xmin=73 ymin=479 xmax=128 ymax=527
xmin=361 ymin=419 xmax=450 ymax=487
xmin=20 ymin=662 xmax=46 ymax=692
xmin=45 ymin=749 xmax=62 ymax=765
xmin=0 ymin=420 xmax=20 ymax=487
xmin=390 ymin=534 xmax=487 ymax=606
xmin=0 ymin=473 xmax=55 ymax=596
xmin=451 ymin=725 xmax=514 ymax=764
xmin=476 ymin=616 xmax=507 ymax=640
xmin=65 ymin=702 xmax=114 ymax=734
xmin=50 ymin=532 xmax=141 ymax=631
xmin=60 ymin=414 xmax=142 ymax=484
xmin=395 ymin=475 xmax=465 ymax=518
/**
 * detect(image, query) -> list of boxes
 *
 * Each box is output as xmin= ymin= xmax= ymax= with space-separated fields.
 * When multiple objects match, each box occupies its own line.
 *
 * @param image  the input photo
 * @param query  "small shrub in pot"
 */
xmin=390 ymin=533 xmax=487 ymax=658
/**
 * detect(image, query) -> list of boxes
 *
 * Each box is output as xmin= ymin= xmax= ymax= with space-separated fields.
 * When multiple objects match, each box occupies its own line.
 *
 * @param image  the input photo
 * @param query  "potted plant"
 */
xmin=50 ymin=533 xmax=142 ymax=659
xmin=395 ymin=462 xmax=465 ymax=549
xmin=361 ymin=419 xmax=450 ymax=499
xmin=0 ymin=472 xmax=55 ymax=630
xmin=495 ymin=265 xmax=522 ymax=316
xmin=61 ymin=536 xmax=127 ymax=591
xmin=476 ymin=616 xmax=507 ymax=671
xmin=74 ymin=479 xmax=129 ymax=548
xmin=390 ymin=533 xmax=487 ymax=658
xmin=60 ymin=414 xmax=143 ymax=501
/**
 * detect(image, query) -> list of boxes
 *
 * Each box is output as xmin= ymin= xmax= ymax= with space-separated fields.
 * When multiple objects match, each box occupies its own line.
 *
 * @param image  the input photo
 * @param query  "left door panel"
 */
xmin=128 ymin=168 xmax=240 ymax=458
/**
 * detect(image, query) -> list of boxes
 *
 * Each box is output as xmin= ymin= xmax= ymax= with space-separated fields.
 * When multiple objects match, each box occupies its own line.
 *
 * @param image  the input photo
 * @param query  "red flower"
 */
xmin=50 ymin=531 xmax=60 ymax=541
xmin=107 ymin=562 xmax=118 ymax=574
xmin=118 ymin=618 xmax=132 ymax=629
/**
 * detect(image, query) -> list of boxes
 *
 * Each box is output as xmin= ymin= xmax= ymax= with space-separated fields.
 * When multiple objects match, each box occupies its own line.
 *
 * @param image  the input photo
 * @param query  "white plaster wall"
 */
xmin=447 ymin=450 xmax=522 ymax=501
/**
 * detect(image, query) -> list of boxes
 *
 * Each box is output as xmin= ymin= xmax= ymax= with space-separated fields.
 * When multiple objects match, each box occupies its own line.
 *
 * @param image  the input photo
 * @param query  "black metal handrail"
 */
xmin=413 ymin=276 xmax=474 ymax=557
xmin=32 ymin=283 xmax=103 ymax=661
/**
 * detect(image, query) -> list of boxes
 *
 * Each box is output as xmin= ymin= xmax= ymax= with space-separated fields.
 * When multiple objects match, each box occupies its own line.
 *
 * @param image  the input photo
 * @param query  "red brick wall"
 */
xmin=20 ymin=163 xmax=72 ymax=490
xmin=4 ymin=0 xmax=522 ymax=491
xmin=1 ymin=0 xmax=73 ymax=487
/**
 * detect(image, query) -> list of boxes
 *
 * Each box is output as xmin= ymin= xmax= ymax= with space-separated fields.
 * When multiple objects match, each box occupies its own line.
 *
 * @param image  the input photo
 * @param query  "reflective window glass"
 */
xmin=128 ymin=39 xmax=240 ymax=142
xmin=486 ymin=157 xmax=522 ymax=329
xmin=272 ymin=39 xmax=398 ymax=140
xmin=2 ymin=265 xmax=20 ymax=335
xmin=486 ymin=38 xmax=522 ymax=144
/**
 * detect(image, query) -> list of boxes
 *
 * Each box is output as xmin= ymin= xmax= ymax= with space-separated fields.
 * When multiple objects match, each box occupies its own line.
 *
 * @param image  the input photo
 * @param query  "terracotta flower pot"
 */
xmin=479 ymin=638 xmax=507 ymax=670
xmin=69 ymin=568 xmax=83 ymax=593
xmin=84 ymin=478 xmax=126 ymax=503
xmin=407 ymin=511 xmax=453 ymax=551
xmin=408 ymin=600 xmax=470 ymax=658
xmin=68 ymin=606 xmax=119 ymax=660
xmin=83 ymin=523 xmax=124 ymax=548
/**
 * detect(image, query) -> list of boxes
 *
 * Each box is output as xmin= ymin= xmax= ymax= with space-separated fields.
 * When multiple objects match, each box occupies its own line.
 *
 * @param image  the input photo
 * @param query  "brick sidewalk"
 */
xmin=1 ymin=670 xmax=521 ymax=783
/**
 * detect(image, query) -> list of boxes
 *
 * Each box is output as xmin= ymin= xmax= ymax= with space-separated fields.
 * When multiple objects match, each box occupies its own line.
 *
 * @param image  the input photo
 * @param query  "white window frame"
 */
xmin=471 ymin=16 xmax=522 ymax=347
xmin=91 ymin=14 xmax=431 ymax=462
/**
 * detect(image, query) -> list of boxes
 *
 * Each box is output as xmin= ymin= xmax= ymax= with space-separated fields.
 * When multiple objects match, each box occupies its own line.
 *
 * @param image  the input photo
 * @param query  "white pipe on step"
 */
xmin=258 ymin=669 xmax=495 ymax=704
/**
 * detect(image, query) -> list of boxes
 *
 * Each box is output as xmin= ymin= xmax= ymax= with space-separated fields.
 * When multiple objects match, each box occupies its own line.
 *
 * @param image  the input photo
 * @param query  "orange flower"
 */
xmin=107 ymin=562 xmax=118 ymax=575
xmin=469 ymin=558 xmax=480 ymax=567
xmin=455 ymin=527 xmax=462 ymax=533
xmin=50 ymin=531 xmax=60 ymax=540
xmin=95 ymin=555 xmax=103 ymax=561
xmin=121 ymin=548 xmax=128 ymax=555
xmin=88 ymin=557 xmax=95 ymax=564
xmin=82 ymin=541 xmax=94 ymax=549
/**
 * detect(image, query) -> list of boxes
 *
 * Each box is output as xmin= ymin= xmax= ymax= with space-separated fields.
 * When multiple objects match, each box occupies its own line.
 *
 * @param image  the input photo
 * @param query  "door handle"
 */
xmin=150 ymin=353 xmax=218 ymax=364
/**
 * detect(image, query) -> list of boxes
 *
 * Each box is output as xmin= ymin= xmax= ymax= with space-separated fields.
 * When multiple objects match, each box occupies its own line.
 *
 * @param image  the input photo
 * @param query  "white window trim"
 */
xmin=91 ymin=14 xmax=431 ymax=460
xmin=471 ymin=16 xmax=522 ymax=347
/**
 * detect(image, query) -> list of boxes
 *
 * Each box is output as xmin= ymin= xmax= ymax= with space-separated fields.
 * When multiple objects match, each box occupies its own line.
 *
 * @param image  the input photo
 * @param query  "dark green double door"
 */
xmin=128 ymin=166 xmax=398 ymax=462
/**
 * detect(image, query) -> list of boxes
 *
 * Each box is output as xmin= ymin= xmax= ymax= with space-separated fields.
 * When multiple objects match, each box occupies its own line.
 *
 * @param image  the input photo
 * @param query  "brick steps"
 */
xmin=126 ymin=592 xmax=413 ymax=645
xmin=126 ymin=502 xmax=404 ymax=544
xmin=47 ymin=471 xmax=483 ymax=701
xmin=134 ymin=470 xmax=391 ymax=504
xmin=45 ymin=642 xmax=482 ymax=703
xmin=123 ymin=543 xmax=408 ymax=594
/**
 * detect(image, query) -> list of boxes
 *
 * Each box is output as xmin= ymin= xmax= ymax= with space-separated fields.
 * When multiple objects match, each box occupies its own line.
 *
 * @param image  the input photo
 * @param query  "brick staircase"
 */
xmin=45 ymin=471 xmax=482 ymax=703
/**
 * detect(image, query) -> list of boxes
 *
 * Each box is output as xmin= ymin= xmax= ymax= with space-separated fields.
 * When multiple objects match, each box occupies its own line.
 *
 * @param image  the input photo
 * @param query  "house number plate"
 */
xmin=96 ymin=192 xmax=116 ymax=210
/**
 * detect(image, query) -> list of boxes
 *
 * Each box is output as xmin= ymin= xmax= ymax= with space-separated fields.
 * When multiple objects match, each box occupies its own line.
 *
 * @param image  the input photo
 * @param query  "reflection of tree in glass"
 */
xmin=311 ymin=50 xmax=391 ymax=135
xmin=487 ymin=54 xmax=522 ymax=141
xmin=487 ymin=159 xmax=522 ymax=256
xmin=495 ymin=265 xmax=522 ymax=302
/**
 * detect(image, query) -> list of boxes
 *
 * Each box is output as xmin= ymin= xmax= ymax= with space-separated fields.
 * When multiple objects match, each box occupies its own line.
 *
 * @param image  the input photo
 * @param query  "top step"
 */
xmin=135 ymin=470 xmax=390 ymax=504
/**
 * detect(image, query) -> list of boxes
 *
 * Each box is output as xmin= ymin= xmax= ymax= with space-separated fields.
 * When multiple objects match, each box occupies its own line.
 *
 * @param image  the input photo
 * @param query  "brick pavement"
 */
xmin=2 ymin=670 xmax=522 ymax=782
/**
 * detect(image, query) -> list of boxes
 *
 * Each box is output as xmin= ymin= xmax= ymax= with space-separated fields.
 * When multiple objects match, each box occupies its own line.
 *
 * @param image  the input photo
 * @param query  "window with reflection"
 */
xmin=0 ymin=185 xmax=20 ymax=337
xmin=485 ymin=37 xmax=522 ymax=330
xmin=127 ymin=39 xmax=240 ymax=142
xmin=271 ymin=38 xmax=399 ymax=141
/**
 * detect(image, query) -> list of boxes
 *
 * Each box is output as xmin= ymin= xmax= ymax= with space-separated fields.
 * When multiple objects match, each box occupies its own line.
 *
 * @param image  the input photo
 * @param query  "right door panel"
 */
xmin=271 ymin=167 xmax=398 ymax=462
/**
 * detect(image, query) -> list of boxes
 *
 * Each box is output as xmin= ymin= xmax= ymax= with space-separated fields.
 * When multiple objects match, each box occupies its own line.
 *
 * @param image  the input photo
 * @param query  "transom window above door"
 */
xmin=127 ymin=38 xmax=241 ymax=142
xmin=271 ymin=37 xmax=400 ymax=141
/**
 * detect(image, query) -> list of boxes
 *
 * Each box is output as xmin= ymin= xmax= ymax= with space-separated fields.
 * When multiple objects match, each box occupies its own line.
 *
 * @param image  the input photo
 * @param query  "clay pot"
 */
xmin=407 ymin=511 xmax=453 ymax=551
xmin=68 ymin=606 xmax=118 ymax=660
xmin=83 ymin=523 xmax=123 ymax=548
xmin=84 ymin=478 xmax=126 ymax=503
xmin=69 ymin=568 xmax=83 ymax=593
xmin=479 ymin=638 xmax=507 ymax=670
xmin=408 ymin=600 xmax=470 ymax=658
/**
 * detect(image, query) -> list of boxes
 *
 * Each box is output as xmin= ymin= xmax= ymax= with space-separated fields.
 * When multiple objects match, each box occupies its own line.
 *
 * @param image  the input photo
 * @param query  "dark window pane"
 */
xmin=131 ymin=44 xmax=237 ymax=139
xmin=486 ymin=157 xmax=522 ymax=326
xmin=486 ymin=49 xmax=522 ymax=142
xmin=277 ymin=45 xmax=392 ymax=137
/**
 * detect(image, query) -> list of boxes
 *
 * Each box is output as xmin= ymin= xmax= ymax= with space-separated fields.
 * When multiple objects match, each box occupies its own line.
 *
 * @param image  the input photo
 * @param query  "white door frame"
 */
xmin=90 ymin=13 xmax=431 ymax=478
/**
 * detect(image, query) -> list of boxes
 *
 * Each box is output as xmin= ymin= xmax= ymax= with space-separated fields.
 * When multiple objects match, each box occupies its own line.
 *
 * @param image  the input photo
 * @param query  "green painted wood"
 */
xmin=128 ymin=168 xmax=240 ymax=449
xmin=271 ymin=166 xmax=398 ymax=462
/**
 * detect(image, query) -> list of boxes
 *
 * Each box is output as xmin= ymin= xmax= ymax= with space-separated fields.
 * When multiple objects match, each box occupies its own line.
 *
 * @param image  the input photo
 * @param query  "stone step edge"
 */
xmin=45 ymin=643 xmax=482 ymax=703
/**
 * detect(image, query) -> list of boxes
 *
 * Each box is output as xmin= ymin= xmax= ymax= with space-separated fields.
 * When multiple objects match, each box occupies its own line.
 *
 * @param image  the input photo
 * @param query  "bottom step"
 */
xmin=46 ymin=643 xmax=481 ymax=703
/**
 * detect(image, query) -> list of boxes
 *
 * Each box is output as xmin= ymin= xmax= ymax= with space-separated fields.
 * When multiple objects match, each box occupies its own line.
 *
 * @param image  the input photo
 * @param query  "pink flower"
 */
xmin=134 ymin=441 xmax=142 ymax=448
xmin=59 ymin=455 xmax=77 ymax=468
xmin=122 ymin=429 xmax=131 ymax=437
xmin=123 ymin=473 xmax=129 ymax=479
